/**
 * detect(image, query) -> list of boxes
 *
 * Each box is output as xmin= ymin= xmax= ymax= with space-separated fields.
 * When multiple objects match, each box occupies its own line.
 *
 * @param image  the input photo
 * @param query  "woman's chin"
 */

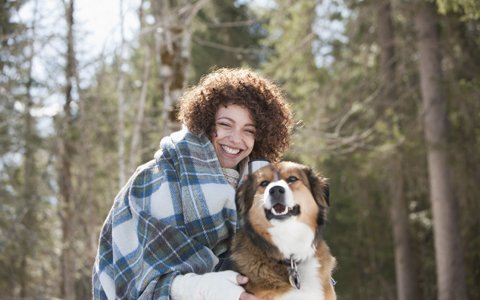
xmin=219 ymin=156 xmax=241 ymax=169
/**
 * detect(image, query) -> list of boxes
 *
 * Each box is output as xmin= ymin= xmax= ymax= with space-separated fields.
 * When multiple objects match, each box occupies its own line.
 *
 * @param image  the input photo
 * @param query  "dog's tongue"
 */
xmin=273 ymin=203 xmax=286 ymax=214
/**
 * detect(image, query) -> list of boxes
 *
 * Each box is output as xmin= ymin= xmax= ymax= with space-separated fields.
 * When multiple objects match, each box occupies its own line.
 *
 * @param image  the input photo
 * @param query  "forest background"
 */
xmin=1 ymin=0 xmax=479 ymax=299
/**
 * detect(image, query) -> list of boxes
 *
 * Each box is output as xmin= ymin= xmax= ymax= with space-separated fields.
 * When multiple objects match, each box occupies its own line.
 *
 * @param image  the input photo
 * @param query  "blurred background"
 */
xmin=1 ymin=0 xmax=479 ymax=299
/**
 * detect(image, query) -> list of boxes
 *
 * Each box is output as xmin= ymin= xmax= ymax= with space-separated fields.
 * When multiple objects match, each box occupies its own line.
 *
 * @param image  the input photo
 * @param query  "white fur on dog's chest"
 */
xmin=268 ymin=218 xmax=316 ymax=261
xmin=267 ymin=215 xmax=325 ymax=299
xmin=276 ymin=256 xmax=324 ymax=300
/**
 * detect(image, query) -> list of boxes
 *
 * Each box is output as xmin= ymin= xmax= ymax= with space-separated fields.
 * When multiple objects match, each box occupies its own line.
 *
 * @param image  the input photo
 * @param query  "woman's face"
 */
xmin=211 ymin=104 xmax=256 ymax=168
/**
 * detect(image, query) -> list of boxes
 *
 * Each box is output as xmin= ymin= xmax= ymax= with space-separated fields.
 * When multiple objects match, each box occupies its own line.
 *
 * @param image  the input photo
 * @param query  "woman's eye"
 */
xmin=286 ymin=176 xmax=298 ymax=183
xmin=260 ymin=180 xmax=270 ymax=187
xmin=217 ymin=122 xmax=231 ymax=128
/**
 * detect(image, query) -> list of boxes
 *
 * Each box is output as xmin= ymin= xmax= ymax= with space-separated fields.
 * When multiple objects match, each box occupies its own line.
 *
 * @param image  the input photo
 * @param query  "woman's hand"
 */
xmin=172 ymin=270 xmax=258 ymax=300
xmin=237 ymin=275 xmax=262 ymax=300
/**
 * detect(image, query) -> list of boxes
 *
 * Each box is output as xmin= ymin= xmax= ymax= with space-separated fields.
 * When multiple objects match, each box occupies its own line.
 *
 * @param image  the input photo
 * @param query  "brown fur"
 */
xmin=317 ymin=240 xmax=337 ymax=300
xmin=231 ymin=162 xmax=336 ymax=299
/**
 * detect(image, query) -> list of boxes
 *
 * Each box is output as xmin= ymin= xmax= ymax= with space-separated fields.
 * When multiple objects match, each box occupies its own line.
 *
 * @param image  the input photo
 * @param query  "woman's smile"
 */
xmin=221 ymin=144 xmax=242 ymax=155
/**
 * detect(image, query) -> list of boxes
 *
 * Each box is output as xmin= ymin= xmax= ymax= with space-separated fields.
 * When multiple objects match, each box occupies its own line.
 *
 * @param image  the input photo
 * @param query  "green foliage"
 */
xmin=0 ymin=1 xmax=56 ymax=296
xmin=437 ymin=0 xmax=480 ymax=19
xmin=322 ymin=154 xmax=397 ymax=299
xmin=190 ymin=0 xmax=266 ymax=83
xmin=263 ymin=0 xmax=322 ymax=102
xmin=0 ymin=0 xmax=28 ymax=71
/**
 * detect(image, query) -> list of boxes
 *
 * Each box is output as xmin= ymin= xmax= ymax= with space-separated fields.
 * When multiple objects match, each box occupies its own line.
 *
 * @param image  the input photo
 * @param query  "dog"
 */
xmin=231 ymin=161 xmax=336 ymax=300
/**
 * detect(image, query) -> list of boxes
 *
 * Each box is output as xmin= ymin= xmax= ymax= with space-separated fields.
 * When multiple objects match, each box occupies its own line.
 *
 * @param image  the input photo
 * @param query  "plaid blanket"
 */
xmin=92 ymin=129 xmax=238 ymax=299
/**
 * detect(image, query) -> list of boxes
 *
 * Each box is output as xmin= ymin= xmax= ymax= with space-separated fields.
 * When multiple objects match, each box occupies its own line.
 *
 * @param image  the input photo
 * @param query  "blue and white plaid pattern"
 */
xmin=92 ymin=129 xmax=238 ymax=299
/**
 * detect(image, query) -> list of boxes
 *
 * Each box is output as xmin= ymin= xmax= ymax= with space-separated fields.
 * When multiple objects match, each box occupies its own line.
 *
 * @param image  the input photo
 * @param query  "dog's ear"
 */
xmin=306 ymin=167 xmax=330 ymax=207
xmin=235 ymin=175 xmax=257 ymax=216
xmin=305 ymin=167 xmax=330 ymax=229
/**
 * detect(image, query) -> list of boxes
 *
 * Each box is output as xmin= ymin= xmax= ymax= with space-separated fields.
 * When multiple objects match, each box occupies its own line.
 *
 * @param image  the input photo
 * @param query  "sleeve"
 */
xmin=92 ymin=161 xmax=219 ymax=300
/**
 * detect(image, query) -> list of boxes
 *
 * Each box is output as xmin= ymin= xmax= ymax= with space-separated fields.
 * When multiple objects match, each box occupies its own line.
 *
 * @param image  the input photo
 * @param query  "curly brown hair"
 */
xmin=178 ymin=68 xmax=293 ymax=162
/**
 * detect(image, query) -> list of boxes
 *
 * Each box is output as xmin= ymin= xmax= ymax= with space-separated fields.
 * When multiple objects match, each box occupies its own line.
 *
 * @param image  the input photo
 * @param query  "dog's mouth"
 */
xmin=265 ymin=204 xmax=301 ymax=220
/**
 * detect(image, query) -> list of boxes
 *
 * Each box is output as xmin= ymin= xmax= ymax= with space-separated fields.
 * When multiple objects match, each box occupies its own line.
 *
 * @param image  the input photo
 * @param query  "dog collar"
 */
xmin=280 ymin=256 xmax=301 ymax=290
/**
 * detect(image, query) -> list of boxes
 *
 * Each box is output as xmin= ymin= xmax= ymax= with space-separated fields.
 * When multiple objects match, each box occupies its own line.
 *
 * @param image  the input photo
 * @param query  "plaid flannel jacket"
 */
xmin=92 ymin=129 xmax=238 ymax=299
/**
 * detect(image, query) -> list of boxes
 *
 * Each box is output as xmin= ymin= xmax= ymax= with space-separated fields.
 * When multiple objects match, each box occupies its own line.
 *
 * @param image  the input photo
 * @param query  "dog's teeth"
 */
xmin=271 ymin=206 xmax=288 ymax=216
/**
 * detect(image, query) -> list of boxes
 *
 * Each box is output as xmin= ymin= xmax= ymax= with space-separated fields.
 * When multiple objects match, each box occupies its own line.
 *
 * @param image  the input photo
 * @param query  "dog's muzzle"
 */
xmin=264 ymin=184 xmax=300 ymax=220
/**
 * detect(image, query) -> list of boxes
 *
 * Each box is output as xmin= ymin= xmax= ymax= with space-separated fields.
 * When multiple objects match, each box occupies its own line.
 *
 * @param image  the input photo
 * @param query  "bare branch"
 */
xmin=205 ymin=18 xmax=264 ymax=28
xmin=192 ymin=36 xmax=263 ymax=54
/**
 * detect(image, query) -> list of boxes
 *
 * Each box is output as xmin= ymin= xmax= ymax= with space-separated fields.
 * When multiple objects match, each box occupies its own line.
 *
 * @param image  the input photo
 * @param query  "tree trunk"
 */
xmin=59 ymin=1 xmax=77 ymax=299
xmin=388 ymin=155 xmax=420 ymax=300
xmin=117 ymin=0 xmax=127 ymax=186
xmin=128 ymin=0 xmax=151 ymax=172
xmin=377 ymin=1 xmax=419 ymax=299
xmin=415 ymin=3 xmax=468 ymax=300
xmin=377 ymin=0 xmax=396 ymax=90
xmin=151 ymin=0 xmax=209 ymax=135
xmin=18 ymin=0 xmax=40 ymax=296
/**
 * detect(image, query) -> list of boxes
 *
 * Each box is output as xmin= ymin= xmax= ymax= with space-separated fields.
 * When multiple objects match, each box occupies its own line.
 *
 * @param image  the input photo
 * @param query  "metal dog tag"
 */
xmin=288 ymin=257 xmax=301 ymax=289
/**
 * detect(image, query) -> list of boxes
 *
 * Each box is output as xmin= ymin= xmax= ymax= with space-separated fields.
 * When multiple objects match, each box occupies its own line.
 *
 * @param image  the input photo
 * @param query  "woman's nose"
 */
xmin=228 ymin=129 xmax=242 ymax=143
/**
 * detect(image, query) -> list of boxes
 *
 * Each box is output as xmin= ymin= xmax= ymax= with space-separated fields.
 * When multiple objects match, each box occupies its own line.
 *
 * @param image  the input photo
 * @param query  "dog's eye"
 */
xmin=260 ymin=180 xmax=270 ymax=187
xmin=286 ymin=176 xmax=298 ymax=183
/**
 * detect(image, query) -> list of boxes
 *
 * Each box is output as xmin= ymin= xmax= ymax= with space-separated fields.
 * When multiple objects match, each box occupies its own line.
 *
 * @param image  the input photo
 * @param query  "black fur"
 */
xmin=306 ymin=167 xmax=330 ymax=207
xmin=235 ymin=174 xmax=257 ymax=216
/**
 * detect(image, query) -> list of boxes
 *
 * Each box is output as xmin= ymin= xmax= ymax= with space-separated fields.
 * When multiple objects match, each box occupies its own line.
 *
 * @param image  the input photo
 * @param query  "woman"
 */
xmin=92 ymin=68 xmax=294 ymax=300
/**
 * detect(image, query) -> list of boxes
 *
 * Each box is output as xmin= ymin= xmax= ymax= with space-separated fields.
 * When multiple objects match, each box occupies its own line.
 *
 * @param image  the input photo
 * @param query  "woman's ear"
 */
xmin=210 ymin=126 xmax=217 ymax=138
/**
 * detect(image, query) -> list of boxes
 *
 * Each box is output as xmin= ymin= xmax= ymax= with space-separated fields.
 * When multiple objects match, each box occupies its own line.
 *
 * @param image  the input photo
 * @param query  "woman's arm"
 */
xmin=93 ymin=159 xmax=220 ymax=299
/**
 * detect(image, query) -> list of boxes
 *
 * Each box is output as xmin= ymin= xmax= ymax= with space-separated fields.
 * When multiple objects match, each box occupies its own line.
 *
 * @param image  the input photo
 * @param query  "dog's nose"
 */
xmin=269 ymin=186 xmax=285 ymax=197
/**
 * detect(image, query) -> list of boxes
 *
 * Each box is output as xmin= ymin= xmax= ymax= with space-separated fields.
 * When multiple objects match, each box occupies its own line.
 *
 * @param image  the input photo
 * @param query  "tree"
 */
xmin=116 ymin=0 xmax=129 ymax=186
xmin=18 ymin=0 xmax=41 ymax=296
xmin=0 ymin=0 xmax=48 ymax=297
xmin=127 ymin=0 xmax=152 ymax=173
xmin=377 ymin=1 xmax=420 ymax=299
xmin=415 ymin=2 xmax=468 ymax=299
xmin=263 ymin=0 xmax=321 ymax=103
xmin=150 ymin=0 xmax=209 ymax=136
xmin=57 ymin=0 xmax=78 ymax=299
xmin=436 ymin=0 xmax=480 ymax=19
xmin=190 ymin=0 xmax=265 ymax=82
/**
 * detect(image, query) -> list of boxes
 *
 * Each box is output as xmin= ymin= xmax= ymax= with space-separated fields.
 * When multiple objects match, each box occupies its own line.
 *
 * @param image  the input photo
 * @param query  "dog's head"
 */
xmin=236 ymin=161 xmax=330 ymax=247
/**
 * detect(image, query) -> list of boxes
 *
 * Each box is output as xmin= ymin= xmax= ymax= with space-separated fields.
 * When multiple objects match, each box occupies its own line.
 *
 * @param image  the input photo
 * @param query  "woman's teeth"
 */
xmin=222 ymin=145 xmax=241 ymax=155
